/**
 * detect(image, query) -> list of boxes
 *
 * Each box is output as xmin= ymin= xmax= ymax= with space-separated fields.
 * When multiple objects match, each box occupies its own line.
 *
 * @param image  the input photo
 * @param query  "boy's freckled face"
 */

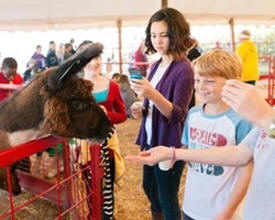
xmin=194 ymin=73 xmax=226 ymax=104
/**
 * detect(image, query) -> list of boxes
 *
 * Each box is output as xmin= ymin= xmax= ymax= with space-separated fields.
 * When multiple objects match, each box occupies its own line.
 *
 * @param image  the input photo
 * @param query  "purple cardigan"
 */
xmin=136 ymin=57 xmax=194 ymax=150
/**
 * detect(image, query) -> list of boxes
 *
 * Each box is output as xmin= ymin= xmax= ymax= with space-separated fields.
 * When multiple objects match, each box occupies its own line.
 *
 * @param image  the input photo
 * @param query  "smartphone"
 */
xmin=129 ymin=67 xmax=143 ymax=80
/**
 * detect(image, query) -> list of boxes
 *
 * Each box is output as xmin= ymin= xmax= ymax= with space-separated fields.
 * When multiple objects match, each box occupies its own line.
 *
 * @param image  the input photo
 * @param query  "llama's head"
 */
xmin=0 ymin=44 xmax=113 ymax=195
xmin=40 ymin=43 xmax=112 ymax=142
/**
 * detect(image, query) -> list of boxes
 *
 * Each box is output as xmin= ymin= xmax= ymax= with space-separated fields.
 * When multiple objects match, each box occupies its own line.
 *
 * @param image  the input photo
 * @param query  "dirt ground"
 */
xmin=0 ymin=118 xmax=186 ymax=220
xmin=114 ymin=118 xmax=186 ymax=220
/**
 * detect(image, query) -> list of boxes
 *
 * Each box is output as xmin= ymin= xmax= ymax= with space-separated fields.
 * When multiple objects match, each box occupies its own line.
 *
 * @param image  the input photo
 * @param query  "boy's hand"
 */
xmin=126 ymin=146 xmax=171 ymax=166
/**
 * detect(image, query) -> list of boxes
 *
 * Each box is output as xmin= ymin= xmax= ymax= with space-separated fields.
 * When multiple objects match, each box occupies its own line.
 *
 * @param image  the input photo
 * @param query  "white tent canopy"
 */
xmin=173 ymin=0 xmax=275 ymax=24
xmin=0 ymin=0 xmax=274 ymax=31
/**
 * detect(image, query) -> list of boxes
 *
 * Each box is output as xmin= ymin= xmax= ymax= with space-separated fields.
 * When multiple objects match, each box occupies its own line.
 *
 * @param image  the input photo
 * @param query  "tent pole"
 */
xmin=161 ymin=0 xmax=168 ymax=8
xmin=229 ymin=18 xmax=236 ymax=52
xmin=117 ymin=19 xmax=123 ymax=74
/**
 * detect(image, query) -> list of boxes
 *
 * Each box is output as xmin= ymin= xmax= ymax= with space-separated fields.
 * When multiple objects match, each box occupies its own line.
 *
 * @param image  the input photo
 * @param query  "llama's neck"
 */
xmin=7 ymin=129 xmax=44 ymax=147
xmin=0 ymin=79 xmax=46 ymax=132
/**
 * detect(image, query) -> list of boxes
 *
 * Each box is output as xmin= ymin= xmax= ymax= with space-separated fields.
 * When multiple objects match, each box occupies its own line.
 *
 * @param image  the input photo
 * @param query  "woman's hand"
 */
xmin=126 ymin=146 xmax=171 ymax=166
xmin=131 ymin=78 xmax=156 ymax=100
xmin=131 ymin=78 xmax=173 ymax=118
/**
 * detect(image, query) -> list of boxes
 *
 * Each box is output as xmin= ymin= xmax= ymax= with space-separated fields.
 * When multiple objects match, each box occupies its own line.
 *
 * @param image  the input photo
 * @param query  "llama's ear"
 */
xmin=47 ymin=43 xmax=103 ymax=93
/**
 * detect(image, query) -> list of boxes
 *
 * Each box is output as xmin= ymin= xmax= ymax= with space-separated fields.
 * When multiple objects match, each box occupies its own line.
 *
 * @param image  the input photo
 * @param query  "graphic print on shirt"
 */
xmin=189 ymin=127 xmax=227 ymax=176
xmin=256 ymin=129 xmax=273 ymax=151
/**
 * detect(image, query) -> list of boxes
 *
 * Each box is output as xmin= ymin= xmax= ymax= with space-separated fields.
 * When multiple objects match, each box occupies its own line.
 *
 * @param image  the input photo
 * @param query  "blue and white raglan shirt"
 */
xmin=241 ymin=127 xmax=275 ymax=220
xmin=181 ymin=105 xmax=253 ymax=220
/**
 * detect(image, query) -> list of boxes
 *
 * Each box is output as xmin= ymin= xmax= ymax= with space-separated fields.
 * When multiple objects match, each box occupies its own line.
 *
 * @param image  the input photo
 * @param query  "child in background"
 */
xmin=23 ymin=59 xmax=43 ymax=82
xmin=119 ymin=74 xmax=140 ymax=118
xmin=111 ymin=72 xmax=121 ymax=83
xmin=0 ymin=57 xmax=23 ymax=101
xmin=128 ymin=50 xmax=254 ymax=220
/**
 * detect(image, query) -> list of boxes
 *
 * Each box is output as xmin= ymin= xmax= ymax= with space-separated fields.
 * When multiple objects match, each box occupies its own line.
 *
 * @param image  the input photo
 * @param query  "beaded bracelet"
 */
xmin=169 ymin=146 xmax=176 ymax=168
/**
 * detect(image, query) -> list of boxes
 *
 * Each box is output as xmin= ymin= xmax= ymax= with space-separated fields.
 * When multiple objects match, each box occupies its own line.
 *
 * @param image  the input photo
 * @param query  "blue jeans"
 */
xmin=143 ymin=161 xmax=185 ymax=220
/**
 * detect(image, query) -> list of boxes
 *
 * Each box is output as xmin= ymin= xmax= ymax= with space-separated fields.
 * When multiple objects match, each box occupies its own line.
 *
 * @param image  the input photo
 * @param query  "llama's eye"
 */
xmin=71 ymin=100 xmax=91 ymax=111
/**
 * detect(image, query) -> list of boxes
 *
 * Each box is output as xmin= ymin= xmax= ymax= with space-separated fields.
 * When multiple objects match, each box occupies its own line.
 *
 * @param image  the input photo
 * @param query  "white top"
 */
xmin=145 ymin=63 xmax=171 ymax=145
xmin=241 ymin=127 xmax=275 ymax=220
xmin=181 ymin=105 xmax=253 ymax=220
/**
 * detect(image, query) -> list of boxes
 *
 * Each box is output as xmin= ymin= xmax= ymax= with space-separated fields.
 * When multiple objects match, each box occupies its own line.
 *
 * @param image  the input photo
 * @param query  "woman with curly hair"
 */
xmin=131 ymin=7 xmax=194 ymax=220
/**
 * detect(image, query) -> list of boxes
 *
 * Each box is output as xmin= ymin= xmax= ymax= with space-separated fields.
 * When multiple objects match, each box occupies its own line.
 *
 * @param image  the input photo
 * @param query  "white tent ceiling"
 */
xmin=0 ymin=0 xmax=274 ymax=31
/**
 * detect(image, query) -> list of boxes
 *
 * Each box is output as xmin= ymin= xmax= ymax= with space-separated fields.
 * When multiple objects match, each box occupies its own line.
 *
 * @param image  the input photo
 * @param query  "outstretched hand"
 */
xmin=126 ymin=146 xmax=171 ymax=166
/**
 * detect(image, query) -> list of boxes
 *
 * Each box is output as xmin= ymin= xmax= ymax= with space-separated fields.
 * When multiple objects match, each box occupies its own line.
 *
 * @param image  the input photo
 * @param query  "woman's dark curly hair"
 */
xmin=145 ymin=7 xmax=194 ymax=60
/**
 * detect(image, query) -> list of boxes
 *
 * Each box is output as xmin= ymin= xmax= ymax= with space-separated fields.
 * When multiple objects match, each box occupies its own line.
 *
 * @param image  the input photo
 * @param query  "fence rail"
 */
xmin=0 ymin=136 xmax=104 ymax=220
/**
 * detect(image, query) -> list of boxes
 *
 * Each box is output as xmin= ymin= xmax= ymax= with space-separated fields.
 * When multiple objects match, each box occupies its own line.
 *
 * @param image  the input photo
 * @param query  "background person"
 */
xmin=134 ymin=41 xmax=149 ymax=77
xmin=80 ymin=41 xmax=127 ymax=220
xmin=62 ymin=43 xmax=73 ymax=62
xmin=0 ymin=57 xmax=23 ymax=101
xmin=45 ymin=41 xmax=59 ymax=68
xmin=119 ymin=74 xmax=140 ymax=118
xmin=23 ymin=59 xmax=43 ymax=82
xmin=236 ymin=30 xmax=259 ymax=85
xmin=111 ymin=72 xmax=121 ymax=83
xmin=28 ymin=44 xmax=46 ymax=71
xmin=186 ymin=38 xmax=202 ymax=109
xmin=69 ymin=38 xmax=76 ymax=54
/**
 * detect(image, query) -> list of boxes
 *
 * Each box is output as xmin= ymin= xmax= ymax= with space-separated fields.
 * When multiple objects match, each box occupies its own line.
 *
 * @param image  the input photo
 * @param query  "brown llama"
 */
xmin=0 ymin=43 xmax=112 ymax=194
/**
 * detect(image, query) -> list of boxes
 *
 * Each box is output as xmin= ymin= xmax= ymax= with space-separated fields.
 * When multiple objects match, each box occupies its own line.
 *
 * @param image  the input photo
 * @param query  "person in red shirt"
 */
xmin=134 ymin=41 xmax=149 ymax=77
xmin=0 ymin=57 xmax=23 ymax=101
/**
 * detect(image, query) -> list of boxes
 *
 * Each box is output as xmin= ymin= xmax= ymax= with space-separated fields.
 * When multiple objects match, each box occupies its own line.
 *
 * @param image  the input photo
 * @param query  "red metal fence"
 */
xmin=259 ymin=56 xmax=275 ymax=106
xmin=0 ymin=136 xmax=104 ymax=220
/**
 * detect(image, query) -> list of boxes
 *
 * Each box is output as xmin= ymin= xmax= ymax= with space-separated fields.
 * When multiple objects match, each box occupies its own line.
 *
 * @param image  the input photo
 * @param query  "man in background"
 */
xmin=62 ymin=43 xmax=73 ymax=62
xmin=45 ymin=41 xmax=59 ymax=68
